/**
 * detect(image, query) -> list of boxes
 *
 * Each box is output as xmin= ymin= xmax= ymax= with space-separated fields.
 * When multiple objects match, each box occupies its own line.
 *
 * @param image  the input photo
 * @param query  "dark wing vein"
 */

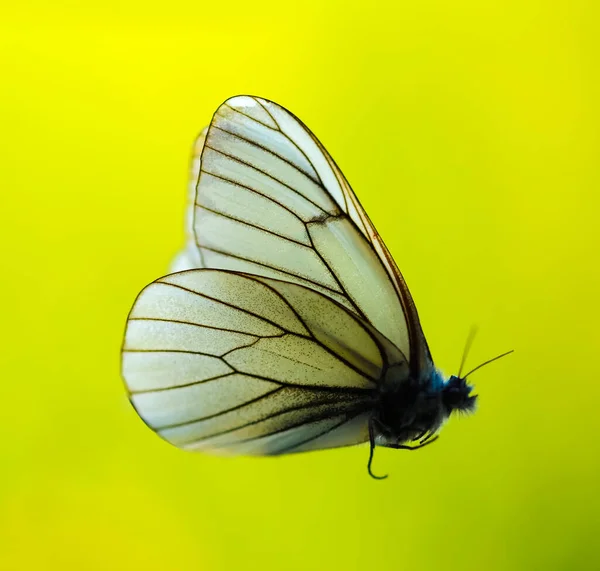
xmin=196 ymin=245 xmax=344 ymax=296
xmin=153 ymin=387 xmax=285 ymax=430
xmin=303 ymin=221 xmax=367 ymax=320
xmin=196 ymin=202 xmax=309 ymax=247
xmin=198 ymin=169 xmax=305 ymax=222
xmin=224 ymin=102 xmax=276 ymax=130
xmin=129 ymin=372 xmax=236 ymax=395
xmin=128 ymin=316 xmax=266 ymax=339
xmin=203 ymin=144 xmax=329 ymax=215
xmin=155 ymin=280 xmax=295 ymax=334
xmin=211 ymin=124 xmax=321 ymax=186
xmin=228 ymin=409 xmax=367 ymax=454
xmin=254 ymin=97 xmax=326 ymax=187
xmin=175 ymin=396 xmax=367 ymax=446
xmin=251 ymin=277 xmax=381 ymax=383
xmin=219 ymin=368 xmax=377 ymax=394
xmin=273 ymin=413 xmax=364 ymax=455
xmin=123 ymin=348 xmax=216 ymax=357
xmin=303 ymin=126 xmax=351 ymax=219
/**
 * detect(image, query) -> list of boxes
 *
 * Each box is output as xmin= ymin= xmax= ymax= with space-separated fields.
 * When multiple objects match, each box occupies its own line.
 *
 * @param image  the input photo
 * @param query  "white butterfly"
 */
xmin=122 ymin=96 xmax=509 ymax=478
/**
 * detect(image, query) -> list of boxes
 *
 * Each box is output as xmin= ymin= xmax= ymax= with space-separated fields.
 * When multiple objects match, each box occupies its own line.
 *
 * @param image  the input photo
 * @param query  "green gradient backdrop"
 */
xmin=2 ymin=2 xmax=599 ymax=570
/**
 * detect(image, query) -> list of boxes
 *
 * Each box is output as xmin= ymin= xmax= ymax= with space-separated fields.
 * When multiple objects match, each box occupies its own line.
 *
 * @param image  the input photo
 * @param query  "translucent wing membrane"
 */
xmin=182 ymin=95 xmax=431 ymax=369
xmin=129 ymin=95 xmax=437 ymax=458
xmin=170 ymin=128 xmax=207 ymax=273
xmin=122 ymin=270 xmax=403 ymax=455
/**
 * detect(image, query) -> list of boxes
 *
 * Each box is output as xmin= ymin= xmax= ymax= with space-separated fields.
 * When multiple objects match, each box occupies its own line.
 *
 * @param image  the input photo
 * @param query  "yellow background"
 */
xmin=1 ymin=1 xmax=598 ymax=570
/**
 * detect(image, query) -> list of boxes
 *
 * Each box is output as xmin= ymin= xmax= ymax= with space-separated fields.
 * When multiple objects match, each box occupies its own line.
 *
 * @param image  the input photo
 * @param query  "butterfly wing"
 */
xmin=170 ymin=128 xmax=207 ymax=273
xmin=122 ymin=270 xmax=405 ymax=455
xmin=182 ymin=95 xmax=430 ymax=376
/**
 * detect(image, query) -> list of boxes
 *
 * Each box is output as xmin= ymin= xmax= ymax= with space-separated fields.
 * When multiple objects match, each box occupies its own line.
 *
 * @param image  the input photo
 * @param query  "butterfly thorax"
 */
xmin=375 ymin=369 xmax=476 ymax=446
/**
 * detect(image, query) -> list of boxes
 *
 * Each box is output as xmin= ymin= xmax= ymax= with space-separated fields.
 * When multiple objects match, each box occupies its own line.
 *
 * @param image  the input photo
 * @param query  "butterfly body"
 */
xmin=376 ymin=369 xmax=475 ymax=447
xmin=121 ymin=95 xmax=497 ymax=476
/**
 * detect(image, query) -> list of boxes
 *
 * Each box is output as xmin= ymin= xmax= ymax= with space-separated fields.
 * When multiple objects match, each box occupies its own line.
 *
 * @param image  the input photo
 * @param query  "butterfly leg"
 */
xmin=386 ymin=435 xmax=440 ymax=451
xmin=412 ymin=429 xmax=428 ymax=441
xmin=367 ymin=417 xmax=388 ymax=480
xmin=419 ymin=431 xmax=438 ymax=445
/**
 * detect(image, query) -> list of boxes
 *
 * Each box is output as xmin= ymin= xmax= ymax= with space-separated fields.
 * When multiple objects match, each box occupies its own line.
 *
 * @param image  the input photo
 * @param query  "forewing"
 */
xmin=190 ymin=95 xmax=429 ymax=365
xmin=121 ymin=269 xmax=394 ymax=455
xmin=306 ymin=125 xmax=432 ymax=375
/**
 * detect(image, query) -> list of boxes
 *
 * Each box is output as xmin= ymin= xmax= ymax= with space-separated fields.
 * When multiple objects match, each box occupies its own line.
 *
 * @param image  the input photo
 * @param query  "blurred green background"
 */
xmin=1 ymin=1 xmax=598 ymax=570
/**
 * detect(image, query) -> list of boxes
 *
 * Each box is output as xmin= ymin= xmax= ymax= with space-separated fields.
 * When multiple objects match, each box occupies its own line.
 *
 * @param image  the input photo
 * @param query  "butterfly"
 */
xmin=121 ymin=95 xmax=511 ymax=478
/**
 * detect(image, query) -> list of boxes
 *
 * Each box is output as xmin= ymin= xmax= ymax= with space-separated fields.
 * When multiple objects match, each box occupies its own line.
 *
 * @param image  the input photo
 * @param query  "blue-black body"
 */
xmin=370 ymin=369 xmax=477 ymax=471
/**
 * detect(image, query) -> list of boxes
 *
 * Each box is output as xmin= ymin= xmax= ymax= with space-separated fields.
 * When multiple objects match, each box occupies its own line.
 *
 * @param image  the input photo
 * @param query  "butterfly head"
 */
xmin=441 ymin=376 xmax=477 ymax=415
xmin=442 ymin=348 xmax=515 ymax=415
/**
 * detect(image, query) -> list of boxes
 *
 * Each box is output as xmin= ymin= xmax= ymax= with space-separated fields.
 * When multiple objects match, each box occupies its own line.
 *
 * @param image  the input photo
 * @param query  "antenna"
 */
xmin=463 ymin=350 xmax=514 ymax=379
xmin=457 ymin=326 xmax=478 ymax=378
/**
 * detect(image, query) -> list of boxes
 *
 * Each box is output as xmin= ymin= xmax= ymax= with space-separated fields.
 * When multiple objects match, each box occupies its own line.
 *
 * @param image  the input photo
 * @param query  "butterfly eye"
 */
xmin=441 ymin=378 xmax=477 ymax=414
